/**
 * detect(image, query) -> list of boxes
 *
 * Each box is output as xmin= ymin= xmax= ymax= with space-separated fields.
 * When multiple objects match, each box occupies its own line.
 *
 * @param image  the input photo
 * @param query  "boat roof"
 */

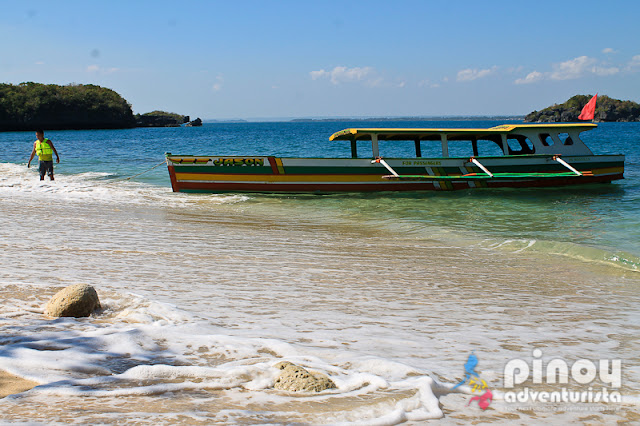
xmin=329 ymin=123 xmax=597 ymax=141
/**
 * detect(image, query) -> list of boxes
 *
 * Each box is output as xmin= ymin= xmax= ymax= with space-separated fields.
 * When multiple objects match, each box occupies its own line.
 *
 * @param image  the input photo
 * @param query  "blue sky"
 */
xmin=2 ymin=0 xmax=639 ymax=119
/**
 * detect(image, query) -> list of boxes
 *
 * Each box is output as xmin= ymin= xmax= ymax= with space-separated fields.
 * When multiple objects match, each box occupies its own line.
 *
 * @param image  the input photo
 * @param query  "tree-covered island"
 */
xmin=525 ymin=95 xmax=640 ymax=122
xmin=0 ymin=82 xmax=201 ymax=131
xmin=0 ymin=82 xmax=136 ymax=131
xmin=135 ymin=111 xmax=189 ymax=127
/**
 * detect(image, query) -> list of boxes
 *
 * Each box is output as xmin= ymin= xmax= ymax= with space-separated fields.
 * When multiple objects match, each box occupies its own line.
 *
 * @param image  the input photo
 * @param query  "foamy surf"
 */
xmin=0 ymin=162 xmax=250 ymax=207
xmin=0 ymin=286 xmax=448 ymax=424
xmin=485 ymin=237 xmax=640 ymax=272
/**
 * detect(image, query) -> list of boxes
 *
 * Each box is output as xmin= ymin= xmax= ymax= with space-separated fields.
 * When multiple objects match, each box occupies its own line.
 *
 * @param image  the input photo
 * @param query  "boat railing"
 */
xmin=372 ymin=154 xmax=591 ymax=181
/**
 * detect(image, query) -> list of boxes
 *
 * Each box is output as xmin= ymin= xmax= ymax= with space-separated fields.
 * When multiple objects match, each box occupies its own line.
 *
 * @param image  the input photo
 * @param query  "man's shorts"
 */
xmin=39 ymin=160 xmax=54 ymax=179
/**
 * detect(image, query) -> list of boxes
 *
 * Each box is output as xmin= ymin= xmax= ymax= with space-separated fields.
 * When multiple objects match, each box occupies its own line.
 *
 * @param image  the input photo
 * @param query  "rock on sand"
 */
xmin=44 ymin=284 xmax=101 ymax=318
xmin=274 ymin=361 xmax=336 ymax=393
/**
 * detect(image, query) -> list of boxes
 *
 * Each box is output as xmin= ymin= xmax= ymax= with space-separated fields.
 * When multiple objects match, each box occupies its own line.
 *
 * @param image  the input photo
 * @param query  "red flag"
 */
xmin=578 ymin=94 xmax=598 ymax=121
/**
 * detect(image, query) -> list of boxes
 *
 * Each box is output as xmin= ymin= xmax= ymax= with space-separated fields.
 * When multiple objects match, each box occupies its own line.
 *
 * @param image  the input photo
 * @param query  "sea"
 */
xmin=0 ymin=120 xmax=639 ymax=424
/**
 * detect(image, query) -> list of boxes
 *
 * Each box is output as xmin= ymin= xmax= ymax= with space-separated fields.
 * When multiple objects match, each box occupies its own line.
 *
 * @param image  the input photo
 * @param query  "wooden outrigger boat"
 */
xmin=166 ymin=123 xmax=624 ymax=193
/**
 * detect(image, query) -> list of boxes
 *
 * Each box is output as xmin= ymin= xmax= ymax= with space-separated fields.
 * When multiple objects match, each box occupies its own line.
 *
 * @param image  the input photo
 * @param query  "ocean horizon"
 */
xmin=202 ymin=115 xmax=526 ymax=123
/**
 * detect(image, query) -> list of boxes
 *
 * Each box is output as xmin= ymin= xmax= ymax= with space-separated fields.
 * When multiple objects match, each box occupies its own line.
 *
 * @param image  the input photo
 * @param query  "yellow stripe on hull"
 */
xmin=590 ymin=166 xmax=624 ymax=176
xmin=175 ymin=173 xmax=386 ymax=183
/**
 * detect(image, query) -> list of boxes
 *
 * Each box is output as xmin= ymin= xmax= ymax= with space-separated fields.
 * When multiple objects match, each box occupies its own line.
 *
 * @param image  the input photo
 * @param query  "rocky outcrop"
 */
xmin=525 ymin=95 xmax=640 ymax=122
xmin=135 ymin=111 xmax=189 ymax=127
xmin=273 ymin=361 xmax=336 ymax=393
xmin=44 ymin=284 xmax=101 ymax=318
xmin=185 ymin=117 xmax=202 ymax=127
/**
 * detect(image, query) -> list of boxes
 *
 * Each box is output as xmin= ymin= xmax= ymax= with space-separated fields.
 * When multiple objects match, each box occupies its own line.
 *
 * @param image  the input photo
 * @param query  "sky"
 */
xmin=2 ymin=0 xmax=640 ymax=120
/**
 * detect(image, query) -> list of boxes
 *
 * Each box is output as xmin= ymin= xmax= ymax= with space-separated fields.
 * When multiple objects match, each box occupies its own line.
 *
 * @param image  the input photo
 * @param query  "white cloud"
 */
xmin=86 ymin=64 xmax=119 ymax=74
xmin=593 ymin=66 xmax=620 ymax=76
xmin=628 ymin=55 xmax=640 ymax=70
xmin=514 ymin=71 xmax=544 ymax=85
xmin=549 ymin=56 xmax=597 ymax=80
xmin=602 ymin=47 xmax=616 ymax=54
xmin=514 ymin=55 xmax=625 ymax=84
xmin=212 ymin=75 xmax=223 ymax=92
xmin=456 ymin=66 xmax=497 ymax=82
xmin=418 ymin=79 xmax=440 ymax=88
xmin=309 ymin=70 xmax=331 ymax=80
xmin=309 ymin=70 xmax=328 ymax=80
xmin=365 ymin=77 xmax=384 ymax=87
xmin=310 ymin=66 xmax=374 ymax=85
xmin=548 ymin=56 xmax=621 ymax=80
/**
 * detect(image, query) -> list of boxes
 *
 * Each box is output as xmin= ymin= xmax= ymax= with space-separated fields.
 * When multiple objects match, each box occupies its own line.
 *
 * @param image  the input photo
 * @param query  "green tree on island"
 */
xmin=0 ymin=82 xmax=136 ymax=131
xmin=525 ymin=95 xmax=640 ymax=122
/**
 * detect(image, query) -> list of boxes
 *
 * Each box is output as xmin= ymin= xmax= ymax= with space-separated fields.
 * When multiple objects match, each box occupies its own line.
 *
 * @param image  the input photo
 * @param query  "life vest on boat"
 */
xmin=35 ymin=138 xmax=53 ymax=161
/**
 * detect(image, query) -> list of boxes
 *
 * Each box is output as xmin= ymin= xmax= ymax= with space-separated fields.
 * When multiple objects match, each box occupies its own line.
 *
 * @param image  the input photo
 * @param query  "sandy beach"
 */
xmin=0 ymin=370 xmax=38 ymax=399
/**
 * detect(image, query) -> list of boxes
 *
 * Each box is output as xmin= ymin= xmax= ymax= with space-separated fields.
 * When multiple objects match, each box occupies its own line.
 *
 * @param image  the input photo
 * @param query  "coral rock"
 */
xmin=44 ymin=284 xmax=101 ymax=318
xmin=274 ymin=361 xmax=336 ymax=393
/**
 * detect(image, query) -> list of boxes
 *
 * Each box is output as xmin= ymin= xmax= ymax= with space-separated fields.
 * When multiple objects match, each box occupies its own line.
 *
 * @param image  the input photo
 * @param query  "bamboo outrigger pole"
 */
xmin=469 ymin=157 xmax=493 ymax=177
xmin=372 ymin=157 xmax=399 ymax=177
xmin=553 ymin=155 xmax=582 ymax=176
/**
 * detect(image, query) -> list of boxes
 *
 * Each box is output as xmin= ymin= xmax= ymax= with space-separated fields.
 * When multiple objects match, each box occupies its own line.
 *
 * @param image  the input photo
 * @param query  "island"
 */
xmin=525 ymin=95 xmax=640 ymax=122
xmin=185 ymin=117 xmax=202 ymax=127
xmin=136 ymin=111 xmax=204 ymax=127
xmin=0 ymin=82 xmax=202 ymax=131
xmin=0 ymin=82 xmax=136 ymax=131
xmin=135 ymin=111 xmax=189 ymax=127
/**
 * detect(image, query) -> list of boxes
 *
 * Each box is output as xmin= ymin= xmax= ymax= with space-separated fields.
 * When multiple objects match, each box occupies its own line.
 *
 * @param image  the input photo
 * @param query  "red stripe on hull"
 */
xmin=169 ymin=173 xmax=622 ymax=193
xmin=168 ymin=165 xmax=179 ymax=192
xmin=267 ymin=157 xmax=280 ymax=174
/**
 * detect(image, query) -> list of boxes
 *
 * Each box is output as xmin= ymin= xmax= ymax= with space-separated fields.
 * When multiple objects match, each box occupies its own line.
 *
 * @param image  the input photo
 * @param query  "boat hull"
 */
xmin=166 ymin=155 xmax=624 ymax=193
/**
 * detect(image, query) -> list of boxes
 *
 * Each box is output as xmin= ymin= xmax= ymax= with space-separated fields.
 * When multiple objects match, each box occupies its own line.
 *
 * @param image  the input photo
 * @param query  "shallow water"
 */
xmin=1 ymin=121 xmax=639 ymax=424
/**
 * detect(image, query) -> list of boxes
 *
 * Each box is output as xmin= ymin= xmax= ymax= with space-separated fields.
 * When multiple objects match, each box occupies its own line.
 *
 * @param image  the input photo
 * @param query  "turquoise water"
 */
xmin=3 ymin=120 xmax=638 ymax=266
xmin=1 ymin=121 xmax=639 ymax=423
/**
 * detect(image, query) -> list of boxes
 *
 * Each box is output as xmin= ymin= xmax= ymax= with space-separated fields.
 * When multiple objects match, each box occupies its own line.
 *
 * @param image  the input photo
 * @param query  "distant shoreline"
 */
xmin=289 ymin=116 xmax=524 ymax=123
xmin=204 ymin=116 xmax=525 ymax=124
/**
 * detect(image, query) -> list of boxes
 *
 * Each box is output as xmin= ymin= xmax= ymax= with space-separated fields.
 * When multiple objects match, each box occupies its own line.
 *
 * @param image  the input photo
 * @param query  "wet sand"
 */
xmin=0 ymin=370 xmax=38 ymax=398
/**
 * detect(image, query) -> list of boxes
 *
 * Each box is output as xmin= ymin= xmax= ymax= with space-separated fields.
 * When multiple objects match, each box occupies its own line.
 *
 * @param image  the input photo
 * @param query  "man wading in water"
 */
xmin=27 ymin=129 xmax=60 ymax=180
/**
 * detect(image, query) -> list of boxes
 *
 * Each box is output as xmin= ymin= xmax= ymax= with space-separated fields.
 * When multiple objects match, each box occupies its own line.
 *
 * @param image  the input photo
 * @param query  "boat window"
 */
xmin=440 ymin=135 xmax=504 ymax=158
xmin=475 ymin=139 xmax=505 ymax=156
xmin=558 ymin=133 xmax=573 ymax=145
xmin=506 ymin=135 xmax=535 ymax=155
xmin=539 ymin=133 xmax=554 ymax=146
xmin=446 ymin=141 xmax=474 ymax=158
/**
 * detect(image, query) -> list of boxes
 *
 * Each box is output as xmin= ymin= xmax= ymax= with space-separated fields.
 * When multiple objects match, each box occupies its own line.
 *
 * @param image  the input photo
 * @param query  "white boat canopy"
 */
xmin=329 ymin=123 xmax=597 ymax=142
xmin=329 ymin=123 xmax=597 ymax=158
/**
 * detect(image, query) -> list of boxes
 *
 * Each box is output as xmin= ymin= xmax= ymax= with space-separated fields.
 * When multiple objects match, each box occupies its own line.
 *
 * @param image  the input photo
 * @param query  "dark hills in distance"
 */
xmin=525 ymin=95 xmax=640 ymax=122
